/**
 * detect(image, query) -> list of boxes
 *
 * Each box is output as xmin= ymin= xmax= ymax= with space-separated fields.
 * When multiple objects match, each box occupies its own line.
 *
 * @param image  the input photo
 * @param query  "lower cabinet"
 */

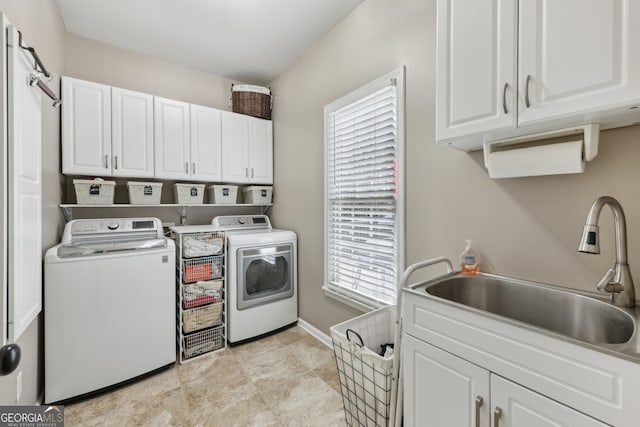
xmin=403 ymin=334 xmax=607 ymax=427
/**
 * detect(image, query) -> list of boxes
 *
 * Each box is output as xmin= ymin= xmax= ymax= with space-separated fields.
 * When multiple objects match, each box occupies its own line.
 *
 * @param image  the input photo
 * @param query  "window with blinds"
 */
xmin=324 ymin=68 xmax=404 ymax=308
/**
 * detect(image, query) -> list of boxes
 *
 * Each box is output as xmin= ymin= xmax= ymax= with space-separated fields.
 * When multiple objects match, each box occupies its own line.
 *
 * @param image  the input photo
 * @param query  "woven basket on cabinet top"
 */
xmin=231 ymin=84 xmax=272 ymax=120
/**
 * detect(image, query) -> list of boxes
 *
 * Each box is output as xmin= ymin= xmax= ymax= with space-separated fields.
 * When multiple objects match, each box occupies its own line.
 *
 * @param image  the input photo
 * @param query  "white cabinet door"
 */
xmin=7 ymin=26 xmax=42 ymax=341
xmin=518 ymin=0 xmax=640 ymax=125
xmin=154 ymin=97 xmax=190 ymax=180
xmin=491 ymin=375 xmax=607 ymax=427
xmin=112 ymin=87 xmax=154 ymax=178
xmin=221 ymin=110 xmax=250 ymax=183
xmin=62 ymin=77 xmax=111 ymax=175
xmin=436 ymin=0 xmax=517 ymax=142
xmin=221 ymin=111 xmax=273 ymax=184
xmin=403 ymin=334 xmax=490 ymax=427
xmin=190 ymin=104 xmax=222 ymax=181
xmin=248 ymin=118 xmax=273 ymax=184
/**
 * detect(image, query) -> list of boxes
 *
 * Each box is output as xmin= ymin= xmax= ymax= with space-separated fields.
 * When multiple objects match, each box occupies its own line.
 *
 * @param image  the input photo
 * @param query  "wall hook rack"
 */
xmin=19 ymin=31 xmax=61 ymax=107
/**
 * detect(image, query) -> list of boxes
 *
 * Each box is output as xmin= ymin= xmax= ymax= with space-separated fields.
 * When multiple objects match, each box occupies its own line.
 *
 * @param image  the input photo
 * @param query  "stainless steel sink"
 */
xmin=424 ymin=274 xmax=635 ymax=345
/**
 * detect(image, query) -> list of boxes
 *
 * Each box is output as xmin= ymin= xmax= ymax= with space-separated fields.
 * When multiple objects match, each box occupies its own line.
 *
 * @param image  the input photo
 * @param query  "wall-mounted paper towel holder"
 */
xmin=482 ymin=124 xmax=600 ymax=179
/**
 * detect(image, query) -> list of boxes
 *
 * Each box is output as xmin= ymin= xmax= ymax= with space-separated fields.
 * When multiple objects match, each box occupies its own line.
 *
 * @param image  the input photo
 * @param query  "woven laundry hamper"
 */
xmin=231 ymin=84 xmax=272 ymax=119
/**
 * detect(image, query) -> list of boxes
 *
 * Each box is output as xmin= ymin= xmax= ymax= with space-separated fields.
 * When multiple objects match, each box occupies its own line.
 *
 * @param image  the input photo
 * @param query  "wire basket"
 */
xmin=182 ymin=256 xmax=223 ymax=283
xmin=182 ymin=280 xmax=222 ymax=309
xmin=180 ymin=232 xmax=224 ymax=258
xmin=183 ymin=325 xmax=225 ymax=359
xmin=330 ymin=306 xmax=396 ymax=427
xmin=182 ymin=302 xmax=223 ymax=333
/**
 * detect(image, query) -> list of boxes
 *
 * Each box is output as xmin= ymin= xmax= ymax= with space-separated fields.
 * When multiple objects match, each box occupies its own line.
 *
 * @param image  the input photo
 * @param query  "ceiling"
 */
xmin=56 ymin=0 xmax=364 ymax=85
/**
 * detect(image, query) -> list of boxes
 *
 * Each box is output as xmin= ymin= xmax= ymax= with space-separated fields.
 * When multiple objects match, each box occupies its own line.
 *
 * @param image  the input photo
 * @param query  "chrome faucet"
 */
xmin=578 ymin=196 xmax=635 ymax=307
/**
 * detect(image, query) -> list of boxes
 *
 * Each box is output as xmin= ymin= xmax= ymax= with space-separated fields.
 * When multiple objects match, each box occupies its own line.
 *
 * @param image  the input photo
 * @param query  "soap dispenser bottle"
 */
xmin=460 ymin=240 xmax=479 ymax=275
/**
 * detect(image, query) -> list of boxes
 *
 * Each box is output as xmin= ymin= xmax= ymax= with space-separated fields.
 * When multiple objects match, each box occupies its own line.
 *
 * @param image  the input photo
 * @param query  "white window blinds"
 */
xmin=324 ymin=68 xmax=404 ymax=308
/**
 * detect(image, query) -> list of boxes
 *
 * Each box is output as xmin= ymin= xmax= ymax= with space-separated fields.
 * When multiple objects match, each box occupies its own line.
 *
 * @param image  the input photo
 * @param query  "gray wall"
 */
xmin=0 ymin=0 xmax=66 ymax=405
xmin=269 ymin=0 xmax=640 ymax=333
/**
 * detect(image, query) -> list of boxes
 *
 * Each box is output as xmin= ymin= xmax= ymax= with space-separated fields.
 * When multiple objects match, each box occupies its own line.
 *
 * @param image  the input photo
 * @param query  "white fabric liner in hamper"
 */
xmin=331 ymin=305 xmax=396 ymax=427
xmin=232 ymin=84 xmax=271 ymax=95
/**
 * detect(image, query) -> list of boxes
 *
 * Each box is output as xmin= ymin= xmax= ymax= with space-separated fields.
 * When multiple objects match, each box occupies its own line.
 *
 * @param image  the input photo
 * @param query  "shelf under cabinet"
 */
xmin=60 ymin=203 xmax=273 ymax=222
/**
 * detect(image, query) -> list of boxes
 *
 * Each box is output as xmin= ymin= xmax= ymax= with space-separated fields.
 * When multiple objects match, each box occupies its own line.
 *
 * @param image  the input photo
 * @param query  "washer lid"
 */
xmin=57 ymin=237 xmax=168 ymax=258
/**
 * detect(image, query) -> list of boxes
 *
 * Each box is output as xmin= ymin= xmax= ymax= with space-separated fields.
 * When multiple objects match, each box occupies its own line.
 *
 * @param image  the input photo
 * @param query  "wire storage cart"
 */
xmin=171 ymin=226 xmax=226 ymax=362
xmin=331 ymin=305 xmax=396 ymax=427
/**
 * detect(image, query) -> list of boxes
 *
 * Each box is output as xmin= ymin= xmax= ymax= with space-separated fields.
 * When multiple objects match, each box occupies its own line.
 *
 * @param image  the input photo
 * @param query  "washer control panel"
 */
xmin=63 ymin=218 xmax=162 ymax=242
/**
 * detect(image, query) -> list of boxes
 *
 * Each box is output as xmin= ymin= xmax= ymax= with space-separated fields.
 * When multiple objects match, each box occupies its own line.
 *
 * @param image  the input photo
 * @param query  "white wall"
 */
xmin=269 ymin=0 xmax=640 ymax=333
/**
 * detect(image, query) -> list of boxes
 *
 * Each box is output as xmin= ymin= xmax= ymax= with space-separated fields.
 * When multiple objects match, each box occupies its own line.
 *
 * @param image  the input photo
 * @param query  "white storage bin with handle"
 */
xmin=127 ymin=181 xmax=162 ymax=205
xmin=174 ymin=183 xmax=205 ymax=204
xmin=242 ymin=186 xmax=272 ymax=204
xmin=73 ymin=178 xmax=115 ymax=205
xmin=207 ymin=184 xmax=238 ymax=204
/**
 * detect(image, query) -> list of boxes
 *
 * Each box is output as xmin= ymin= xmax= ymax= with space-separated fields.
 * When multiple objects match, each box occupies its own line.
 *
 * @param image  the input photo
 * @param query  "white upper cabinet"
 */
xmin=220 ymin=110 xmax=248 ymax=182
xmin=153 ymin=96 xmax=190 ymax=180
xmin=62 ymin=77 xmax=154 ymax=177
xmin=221 ymin=111 xmax=273 ymax=184
xmin=437 ymin=0 xmax=640 ymax=150
xmin=62 ymin=77 xmax=112 ymax=175
xmin=518 ymin=0 xmax=640 ymax=125
xmin=63 ymin=77 xmax=270 ymax=185
xmin=436 ymin=0 xmax=517 ymax=143
xmin=154 ymin=99 xmax=224 ymax=181
xmin=190 ymin=104 xmax=222 ymax=181
xmin=248 ymin=117 xmax=273 ymax=183
xmin=112 ymin=87 xmax=154 ymax=177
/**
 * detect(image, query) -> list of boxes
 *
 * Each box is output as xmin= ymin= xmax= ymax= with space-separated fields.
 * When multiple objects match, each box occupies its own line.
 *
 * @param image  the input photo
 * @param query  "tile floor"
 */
xmin=64 ymin=326 xmax=346 ymax=426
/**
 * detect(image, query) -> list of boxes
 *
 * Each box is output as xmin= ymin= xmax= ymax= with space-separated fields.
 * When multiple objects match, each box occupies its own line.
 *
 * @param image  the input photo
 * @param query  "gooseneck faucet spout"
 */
xmin=578 ymin=196 xmax=635 ymax=307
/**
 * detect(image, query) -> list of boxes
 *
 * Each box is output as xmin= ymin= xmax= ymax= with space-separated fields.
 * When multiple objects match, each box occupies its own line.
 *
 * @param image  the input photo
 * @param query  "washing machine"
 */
xmin=44 ymin=218 xmax=175 ymax=403
xmin=212 ymin=215 xmax=297 ymax=343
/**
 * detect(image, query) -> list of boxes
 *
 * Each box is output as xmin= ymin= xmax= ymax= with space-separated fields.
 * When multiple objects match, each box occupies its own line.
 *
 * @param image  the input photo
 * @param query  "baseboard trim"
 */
xmin=297 ymin=318 xmax=332 ymax=349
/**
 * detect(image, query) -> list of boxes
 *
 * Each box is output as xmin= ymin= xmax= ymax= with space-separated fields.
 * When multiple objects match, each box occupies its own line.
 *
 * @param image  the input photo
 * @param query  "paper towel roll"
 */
xmin=486 ymin=140 xmax=584 ymax=179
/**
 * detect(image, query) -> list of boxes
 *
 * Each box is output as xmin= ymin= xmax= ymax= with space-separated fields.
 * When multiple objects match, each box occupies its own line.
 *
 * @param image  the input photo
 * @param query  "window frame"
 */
xmin=322 ymin=66 xmax=405 ymax=311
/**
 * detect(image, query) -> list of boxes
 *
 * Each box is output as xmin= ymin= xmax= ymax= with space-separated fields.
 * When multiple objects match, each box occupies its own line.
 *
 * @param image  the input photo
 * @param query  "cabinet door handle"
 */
xmin=245 ymin=168 xmax=248 ymax=178
xmin=475 ymin=396 xmax=483 ymax=427
xmin=185 ymin=162 xmax=189 ymax=174
xmin=114 ymin=155 xmax=118 ymax=170
xmin=493 ymin=407 xmax=502 ymax=427
xmin=251 ymin=168 xmax=254 ymax=178
xmin=104 ymin=154 xmax=109 ymax=169
xmin=192 ymin=162 xmax=196 ymax=175
xmin=524 ymin=74 xmax=532 ymax=108
xmin=502 ymin=83 xmax=509 ymax=114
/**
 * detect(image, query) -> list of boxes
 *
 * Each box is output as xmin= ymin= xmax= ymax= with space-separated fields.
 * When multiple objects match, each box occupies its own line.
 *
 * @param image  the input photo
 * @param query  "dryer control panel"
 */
xmin=212 ymin=215 xmax=271 ymax=230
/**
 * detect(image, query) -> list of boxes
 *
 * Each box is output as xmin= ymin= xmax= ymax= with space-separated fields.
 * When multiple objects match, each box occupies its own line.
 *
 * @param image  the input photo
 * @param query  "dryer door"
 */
xmin=237 ymin=243 xmax=293 ymax=310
